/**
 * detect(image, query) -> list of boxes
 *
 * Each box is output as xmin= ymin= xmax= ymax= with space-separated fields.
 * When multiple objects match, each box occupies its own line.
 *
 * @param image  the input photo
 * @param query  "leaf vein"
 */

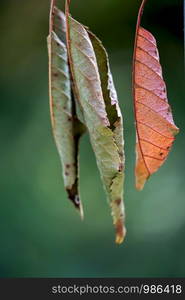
xmin=136 ymin=46 xmax=160 ymax=64
xmin=137 ymin=121 xmax=174 ymax=140
xmin=140 ymin=139 xmax=170 ymax=151
xmin=135 ymin=84 xmax=166 ymax=102
xmin=135 ymin=60 xmax=163 ymax=81
xmin=138 ymin=33 xmax=156 ymax=46
xmin=144 ymin=154 xmax=165 ymax=162
xmin=136 ymin=101 xmax=171 ymax=125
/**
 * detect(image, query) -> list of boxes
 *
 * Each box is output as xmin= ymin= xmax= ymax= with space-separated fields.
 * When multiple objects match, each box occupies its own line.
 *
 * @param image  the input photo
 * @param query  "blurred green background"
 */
xmin=0 ymin=0 xmax=184 ymax=277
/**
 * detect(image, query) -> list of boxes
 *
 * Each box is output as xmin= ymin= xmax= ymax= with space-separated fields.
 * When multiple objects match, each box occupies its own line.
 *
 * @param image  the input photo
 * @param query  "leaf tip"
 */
xmin=135 ymin=147 xmax=150 ymax=190
xmin=135 ymin=177 xmax=147 ymax=191
xmin=135 ymin=169 xmax=150 ymax=190
xmin=66 ymin=188 xmax=84 ymax=219
xmin=79 ymin=203 xmax=84 ymax=221
xmin=170 ymin=126 xmax=180 ymax=137
xmin=115 ymin=219 xmax=126 ymax=245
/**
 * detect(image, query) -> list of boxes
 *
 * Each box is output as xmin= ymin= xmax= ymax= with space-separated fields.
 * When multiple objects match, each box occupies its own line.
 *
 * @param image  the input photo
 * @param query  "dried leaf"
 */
xmin=133 ymin=0 xmax=179 ymax=190
xmin=65 ymin=1 xmax=126 ymax=243
xmin=88 ymin=30 xmax=126 ymax=244
xmin=48 ymin=1 xmax=84 ymax=217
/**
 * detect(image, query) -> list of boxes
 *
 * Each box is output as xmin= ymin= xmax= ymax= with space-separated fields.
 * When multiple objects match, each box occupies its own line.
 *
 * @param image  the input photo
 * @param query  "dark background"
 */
xmin=0 ymin=0 xmax=184 ymax=277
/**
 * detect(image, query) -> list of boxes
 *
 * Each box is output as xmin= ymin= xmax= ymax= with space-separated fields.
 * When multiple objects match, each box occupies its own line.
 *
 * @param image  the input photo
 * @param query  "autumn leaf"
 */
xmin=133 ymin=0 xmax=179 ymax=190
xmin=65 ymin=0 xmax=126 ymax=243
xmin=47 ymin=0 xmax=85 ymax=218
xmin=88 ymin=30 xmax=126 ymax=244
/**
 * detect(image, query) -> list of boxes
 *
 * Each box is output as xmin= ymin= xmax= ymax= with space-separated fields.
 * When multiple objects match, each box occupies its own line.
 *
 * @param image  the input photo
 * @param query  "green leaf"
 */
xmin=87 ymin=31 xmax=126 ymax=244
xmin=48 ymin=4 xmax=84 ymax=218
xmin=66 ymin=12 xmax=126 ymax=243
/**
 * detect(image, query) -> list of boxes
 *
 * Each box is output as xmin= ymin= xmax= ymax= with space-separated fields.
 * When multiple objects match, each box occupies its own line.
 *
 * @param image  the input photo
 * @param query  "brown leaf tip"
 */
xmin=136 ymin=173 xmax=150 ymax=191
xmin=66 ymin=189 xmax=84 ymax=220
xmin=67 ymin=188 xmax=80 ymax=207
xmin=115 ymin=219 xmax=126 ymax=245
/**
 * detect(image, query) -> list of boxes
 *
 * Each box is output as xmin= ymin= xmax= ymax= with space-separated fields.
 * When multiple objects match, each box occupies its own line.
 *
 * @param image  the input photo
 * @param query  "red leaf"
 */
xmin=133 ymin=0 xmax=179 ymax=190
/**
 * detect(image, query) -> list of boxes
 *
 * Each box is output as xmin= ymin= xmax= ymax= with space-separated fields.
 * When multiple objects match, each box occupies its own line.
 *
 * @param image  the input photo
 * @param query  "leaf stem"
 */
xmin=184 ymin=0 xmax=185 ymax=62
xmin=64 ymin=0 xmax=85 ymax=219
xmin=132 ymin=0 xmax=150 ymax=187
xmin=49 ymin=0 xmax=56 ymax=34
xmin=65 ymin=0 xmax=82 ymax=109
